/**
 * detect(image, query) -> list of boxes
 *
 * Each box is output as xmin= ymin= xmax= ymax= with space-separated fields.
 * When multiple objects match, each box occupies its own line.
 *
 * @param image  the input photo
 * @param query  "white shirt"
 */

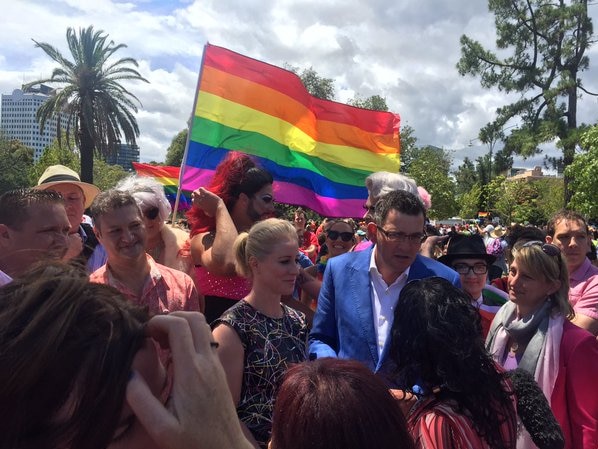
xmin=369 ymin=248 xmax=410 ymax=357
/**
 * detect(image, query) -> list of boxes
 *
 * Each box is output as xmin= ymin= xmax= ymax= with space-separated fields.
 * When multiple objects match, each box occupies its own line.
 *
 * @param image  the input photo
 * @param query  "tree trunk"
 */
xmin=564 ymin=74 xmax=578 ymax=207
xmin=79 ymin=118 xmax=95 ymax=184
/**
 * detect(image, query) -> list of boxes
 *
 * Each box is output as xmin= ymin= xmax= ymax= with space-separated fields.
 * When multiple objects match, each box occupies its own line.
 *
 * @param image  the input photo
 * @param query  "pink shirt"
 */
xmin=90 ymin=255 xmax=201 ymax=316
xmin=569 ymin=257 xmax=598 ymax=321
xmin=194 ymin=265 xmax=251 ymax=300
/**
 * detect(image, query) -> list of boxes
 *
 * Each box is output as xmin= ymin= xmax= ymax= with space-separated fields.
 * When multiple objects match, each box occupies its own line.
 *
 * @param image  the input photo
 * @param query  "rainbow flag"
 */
xmin=182 ymin=44 xmax=401 ymax=218
xmin=132 ymin=163 xmax=192 ymax=211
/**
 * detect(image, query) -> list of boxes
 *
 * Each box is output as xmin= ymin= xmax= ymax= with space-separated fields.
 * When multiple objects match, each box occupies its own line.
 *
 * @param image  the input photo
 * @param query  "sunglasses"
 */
xmin=327 ymin=230 xmax=354 ymax=242
xmin=521 ymin=240 xmax=561 ymax=257
xmin=519 ymin=240 xmax=562 ymax=271
xmin=143 ymin=207 xmax=160 ymax=220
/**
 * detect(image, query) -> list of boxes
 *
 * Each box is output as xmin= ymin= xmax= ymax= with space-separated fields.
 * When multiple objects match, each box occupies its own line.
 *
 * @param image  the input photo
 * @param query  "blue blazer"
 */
xmin=308 ymin=247 xmax=461 ymax=373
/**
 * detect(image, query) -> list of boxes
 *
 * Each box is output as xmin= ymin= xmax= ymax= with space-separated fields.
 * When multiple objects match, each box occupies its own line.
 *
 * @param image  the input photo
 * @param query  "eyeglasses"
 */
xmin=327 ymin=230 xmax=354 ymax=242
xmin=376 ymin=225 xmax=426 ymax=243
xmin=143 ymin=207 xmax=160 ymax=220
xmin=452 ymin=263 xmax=488 ymax=275
xmin=363 ymin=204 xmax=375 ymax=213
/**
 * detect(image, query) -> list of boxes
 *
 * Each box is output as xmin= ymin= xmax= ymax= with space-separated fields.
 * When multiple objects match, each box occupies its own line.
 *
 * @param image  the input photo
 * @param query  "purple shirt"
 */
xmin=569 ymin=257 xmax=598 ymax=322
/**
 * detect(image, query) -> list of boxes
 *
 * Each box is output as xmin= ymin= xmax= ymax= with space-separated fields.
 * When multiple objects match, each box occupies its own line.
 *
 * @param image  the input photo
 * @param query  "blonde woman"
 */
xmin=212 ymin=218 xmax=308 ymax=448
xmin=486 ymin=241 xmax=598 ymax=448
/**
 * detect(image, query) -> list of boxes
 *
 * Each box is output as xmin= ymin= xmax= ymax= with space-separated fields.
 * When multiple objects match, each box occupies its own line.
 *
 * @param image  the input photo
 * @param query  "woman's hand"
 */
xmin=126 ymin=312 xmax=253 ymax=449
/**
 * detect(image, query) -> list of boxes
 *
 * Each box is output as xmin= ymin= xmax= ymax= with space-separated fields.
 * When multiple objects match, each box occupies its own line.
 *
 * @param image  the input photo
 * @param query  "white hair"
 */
xmin=365 ymin=171 xmax=419 ymax=201
xmin=115 ymin=175 xmax=172 ymax=222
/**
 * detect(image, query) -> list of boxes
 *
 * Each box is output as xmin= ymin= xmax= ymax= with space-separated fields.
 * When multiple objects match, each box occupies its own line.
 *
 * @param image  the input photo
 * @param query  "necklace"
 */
xmin=147 ymin=240 xmax=164 ymax=262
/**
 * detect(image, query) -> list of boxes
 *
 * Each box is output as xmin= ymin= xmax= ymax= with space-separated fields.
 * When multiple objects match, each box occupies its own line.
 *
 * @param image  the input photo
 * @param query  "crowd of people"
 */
xmin=1 ymin=153 xmax=597 ymax=449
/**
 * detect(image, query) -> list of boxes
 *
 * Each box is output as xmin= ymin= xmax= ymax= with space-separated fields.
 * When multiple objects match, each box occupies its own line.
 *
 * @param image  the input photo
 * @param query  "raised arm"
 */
xmin=190 ymin=188 xmax=238 ymax=276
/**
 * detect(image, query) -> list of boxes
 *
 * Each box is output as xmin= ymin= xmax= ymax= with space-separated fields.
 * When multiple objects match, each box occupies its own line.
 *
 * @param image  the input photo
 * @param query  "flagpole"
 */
xmin=172 ymin=43 xmax=210 ymax=224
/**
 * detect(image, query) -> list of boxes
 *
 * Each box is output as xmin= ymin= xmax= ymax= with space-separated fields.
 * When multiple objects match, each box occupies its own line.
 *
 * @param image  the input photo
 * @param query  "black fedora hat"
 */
xmin=438 ymin=234 xmax=496 ymax=266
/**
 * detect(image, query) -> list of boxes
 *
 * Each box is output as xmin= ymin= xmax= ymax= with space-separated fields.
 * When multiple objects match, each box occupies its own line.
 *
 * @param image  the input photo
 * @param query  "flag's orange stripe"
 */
xmin=200 ymin=66 xmax=398 ymax=154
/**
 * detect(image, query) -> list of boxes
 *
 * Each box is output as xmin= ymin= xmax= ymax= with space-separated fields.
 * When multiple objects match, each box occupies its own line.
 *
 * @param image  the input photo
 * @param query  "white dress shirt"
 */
xmin=369 ymin=248 xmax=410 ymax=357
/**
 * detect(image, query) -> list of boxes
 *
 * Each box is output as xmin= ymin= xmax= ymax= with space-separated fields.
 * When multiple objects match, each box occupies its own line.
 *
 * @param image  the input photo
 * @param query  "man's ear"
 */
xmin=546 ymin=235 xmax=553 ymax=244
xmin=367 ymin=222 xmax=378 ymax=244
xmin=238 ymin=192 xmax=250 ymax=206
xmin=93 ymin=225 xmax=102 ymax=241
xmin=0 ymin=224 xmax=11 ymax=249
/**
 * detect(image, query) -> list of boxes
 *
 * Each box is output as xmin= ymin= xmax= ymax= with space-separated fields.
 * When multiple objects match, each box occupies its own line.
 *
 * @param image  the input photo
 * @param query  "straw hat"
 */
xmin=36 ymin=165 xmax=100 ymax=208
xmin=490 ymin=225 xmax=506 ymax=239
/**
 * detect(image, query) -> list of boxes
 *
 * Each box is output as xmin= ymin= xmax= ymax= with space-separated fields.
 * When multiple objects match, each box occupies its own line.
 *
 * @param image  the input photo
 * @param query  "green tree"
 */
xmin=286 ymin=66 xmax=335 ymax=100
xmin=566 ymin=125 xmax=598 ymax=218
xmin=406 ymin=145 xmax=458 ymax=219
xmin=458 ymin=0 xmax=596 ymax=204
xmin=459 ymin=183 xmax=483 ymax=219
xmin=29 ymin=138 xmax=127 ymax=192
xmin=535 ymin=177 xmax=565 ymax=221
xmin=398 ymin=125 xmax=418 ymax=174
xmin=487 ymin=175 xmax=562 ymax=225
xmin=493 ymin=148 xmax=514 ymax=176
xmin=454 ymin=157 xmax=478 ymax=197
xmin=348 ymin=95 xmax=389 ymax=112
xmin=164 ymin=129 xmax=188 ymax=167
xmin=28 ymin=138 xmax=79 ymax=185
xmin=0 ymin=137 xmax=34 ymax=193
xmin=25 ymin=26 xmax=148 ymax=184
xmin=92 ymin=158 xmax=128 ymax=191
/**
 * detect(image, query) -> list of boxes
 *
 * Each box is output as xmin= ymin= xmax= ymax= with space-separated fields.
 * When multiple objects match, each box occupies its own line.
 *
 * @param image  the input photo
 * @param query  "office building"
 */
xmin=105 ymin=142 xmax=140 ymax=171
xmin=0 ymin=84 xmax=62 ymax=161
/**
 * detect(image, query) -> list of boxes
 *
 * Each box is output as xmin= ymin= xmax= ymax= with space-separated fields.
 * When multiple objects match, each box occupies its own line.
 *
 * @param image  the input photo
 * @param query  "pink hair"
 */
xmin=417 ymin=186 xmax=432 ymax=210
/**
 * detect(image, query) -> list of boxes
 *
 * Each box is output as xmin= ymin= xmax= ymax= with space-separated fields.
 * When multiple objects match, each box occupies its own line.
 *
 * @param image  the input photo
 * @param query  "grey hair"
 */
xmin=365 ymin=172 xmax=419 ymax=202
xmin=115 ymin=175 xmax=172 ymax=222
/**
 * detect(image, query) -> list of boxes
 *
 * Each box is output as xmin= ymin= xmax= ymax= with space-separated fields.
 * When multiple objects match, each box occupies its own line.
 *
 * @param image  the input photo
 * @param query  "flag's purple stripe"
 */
xmin=182 ymin=166 xmax=365 ymax=217
xmin=184 ymin=141 xmax=366 ymax=199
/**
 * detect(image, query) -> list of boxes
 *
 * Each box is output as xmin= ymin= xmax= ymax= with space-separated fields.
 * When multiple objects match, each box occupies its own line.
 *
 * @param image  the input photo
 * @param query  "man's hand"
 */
xmin=126 ymin=312 xmax=253 ymax=449
xmin=62 ymin=233 xmax=84 ymax=261
xmin=420 ymin=235 xmax=449 ymax=259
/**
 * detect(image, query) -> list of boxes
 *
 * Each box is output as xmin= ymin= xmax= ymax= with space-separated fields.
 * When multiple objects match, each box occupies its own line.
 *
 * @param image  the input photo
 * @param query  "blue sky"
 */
xmin=1 ymin=0 xmax=597 ymax=171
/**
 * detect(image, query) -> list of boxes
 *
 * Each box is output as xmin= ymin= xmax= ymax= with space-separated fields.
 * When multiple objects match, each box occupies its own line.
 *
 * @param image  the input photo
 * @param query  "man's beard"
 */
xmin=246 ymin=201 xmax=262 ymax=223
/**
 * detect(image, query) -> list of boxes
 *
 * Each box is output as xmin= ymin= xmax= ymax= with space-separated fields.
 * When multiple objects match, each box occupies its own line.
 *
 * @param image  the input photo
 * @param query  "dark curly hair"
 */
xmin=389 ymin=277 xmax=517 ymax=449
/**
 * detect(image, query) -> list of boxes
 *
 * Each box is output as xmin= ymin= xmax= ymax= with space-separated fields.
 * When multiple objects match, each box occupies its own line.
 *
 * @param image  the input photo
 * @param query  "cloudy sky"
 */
xmin=1 ymin=0 xmax=597 ymax=171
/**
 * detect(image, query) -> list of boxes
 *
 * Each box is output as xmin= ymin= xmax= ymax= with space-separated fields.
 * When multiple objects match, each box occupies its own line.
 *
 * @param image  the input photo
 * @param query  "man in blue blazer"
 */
xmin=309 ymin=190 xmax=460 ymax=373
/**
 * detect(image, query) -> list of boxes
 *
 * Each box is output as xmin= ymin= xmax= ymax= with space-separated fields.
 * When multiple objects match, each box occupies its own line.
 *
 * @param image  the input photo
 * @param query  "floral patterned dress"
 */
xmin=213 ymin=300 xmax=308 ymax=448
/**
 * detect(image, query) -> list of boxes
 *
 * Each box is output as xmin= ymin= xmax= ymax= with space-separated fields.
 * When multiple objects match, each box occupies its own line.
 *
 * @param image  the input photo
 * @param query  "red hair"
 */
xmin=187 ymin=152 xmax=273 ymax=236
xmin=270 ymin=358 xmax=415 ymax=449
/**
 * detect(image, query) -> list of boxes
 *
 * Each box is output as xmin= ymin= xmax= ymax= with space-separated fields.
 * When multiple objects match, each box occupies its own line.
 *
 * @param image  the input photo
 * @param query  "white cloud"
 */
xmin=0 ymin=0 xmax=596 ymax=171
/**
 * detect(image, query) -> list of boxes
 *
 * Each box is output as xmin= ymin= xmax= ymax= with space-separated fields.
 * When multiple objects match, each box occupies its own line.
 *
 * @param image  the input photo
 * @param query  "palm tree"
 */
xmin=25 ymin=26 xmax=148 ymax=183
